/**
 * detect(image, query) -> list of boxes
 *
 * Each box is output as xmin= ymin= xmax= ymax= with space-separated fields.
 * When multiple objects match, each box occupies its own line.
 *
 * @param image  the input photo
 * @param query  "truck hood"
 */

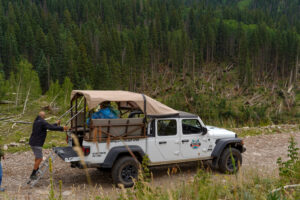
xmin=206 ymin=125 xmax=236 ymax=139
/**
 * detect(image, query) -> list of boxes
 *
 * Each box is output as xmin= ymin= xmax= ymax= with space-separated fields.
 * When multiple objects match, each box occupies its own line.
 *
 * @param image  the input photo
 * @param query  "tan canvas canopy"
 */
xmin=71 ymin=90 xmax=179 ymax=117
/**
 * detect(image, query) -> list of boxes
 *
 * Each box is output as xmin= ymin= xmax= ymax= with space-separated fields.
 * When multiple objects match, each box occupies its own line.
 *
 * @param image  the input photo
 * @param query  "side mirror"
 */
xmin=202 ymin=127 xmax=208 ymax=135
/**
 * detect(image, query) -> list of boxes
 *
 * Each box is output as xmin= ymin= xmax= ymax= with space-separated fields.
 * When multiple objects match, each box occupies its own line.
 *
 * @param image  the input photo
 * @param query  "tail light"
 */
xmin=82 ymin=146 xmax=90 ymax=156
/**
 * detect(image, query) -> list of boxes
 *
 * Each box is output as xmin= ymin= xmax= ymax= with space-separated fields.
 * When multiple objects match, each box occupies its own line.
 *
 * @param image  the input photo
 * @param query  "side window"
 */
xmin=157 ymin=120 xmax=177 ymax=136
xmin=148 ymin=120 xmax=155 ymax=137
xmin=182 ymin=119 xmax=202 ymax=134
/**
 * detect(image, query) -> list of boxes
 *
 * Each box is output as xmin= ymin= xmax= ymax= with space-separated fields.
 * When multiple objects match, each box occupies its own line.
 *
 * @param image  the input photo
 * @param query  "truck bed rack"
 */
xmin=84 ymin=118 xmax=146 ymax=142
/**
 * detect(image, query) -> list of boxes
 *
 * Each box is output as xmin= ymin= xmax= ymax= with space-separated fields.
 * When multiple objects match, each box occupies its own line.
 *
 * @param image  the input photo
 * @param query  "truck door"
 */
xmin=180 ymin=118 xmax=207 ymax=159
xmin=155 ymin=119 xmax=181 ymax=161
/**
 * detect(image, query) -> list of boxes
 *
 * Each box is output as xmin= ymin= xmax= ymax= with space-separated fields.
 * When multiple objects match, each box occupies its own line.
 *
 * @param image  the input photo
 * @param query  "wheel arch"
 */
xmin=211 ymin=138 xmax=245 ymax=168
xmin=101 ymin=145 xmax=145 ymax=168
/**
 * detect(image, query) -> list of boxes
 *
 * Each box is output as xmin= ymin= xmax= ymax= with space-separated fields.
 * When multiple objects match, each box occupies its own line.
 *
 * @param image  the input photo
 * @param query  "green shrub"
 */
xmin=277 ymin=136 xmax=300 ymax=183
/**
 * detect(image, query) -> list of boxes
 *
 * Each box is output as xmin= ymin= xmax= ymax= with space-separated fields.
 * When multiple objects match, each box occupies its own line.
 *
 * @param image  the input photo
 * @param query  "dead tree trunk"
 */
xmin=47 ymin=57 xmax=51 ymax=89
xmin=15 ymin=76 xmax=21 ymax=106
xmin=295 ymin=54 xmax=299 ymax=81
xmin=192 ymin=52 xmax=195 ymax=83
xmin=22 ymin=85 xmax=31 ymax=114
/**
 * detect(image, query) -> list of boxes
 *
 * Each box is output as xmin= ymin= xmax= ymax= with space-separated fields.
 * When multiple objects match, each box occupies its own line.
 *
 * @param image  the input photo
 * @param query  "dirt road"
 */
xmin=1 ymin=131 xmax=300 ymax=199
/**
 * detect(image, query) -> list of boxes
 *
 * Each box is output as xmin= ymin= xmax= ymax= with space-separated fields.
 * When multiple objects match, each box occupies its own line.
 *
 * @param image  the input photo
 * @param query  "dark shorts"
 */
xmin=31 ymin=146 xmax=43 ymax=159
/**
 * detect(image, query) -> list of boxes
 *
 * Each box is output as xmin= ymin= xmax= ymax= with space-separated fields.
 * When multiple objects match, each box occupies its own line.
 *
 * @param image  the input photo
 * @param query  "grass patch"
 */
xmin=231 ymin=124 xmax=300 ymax=137
xmin=0 ymin=97 xmax=69 ymax=153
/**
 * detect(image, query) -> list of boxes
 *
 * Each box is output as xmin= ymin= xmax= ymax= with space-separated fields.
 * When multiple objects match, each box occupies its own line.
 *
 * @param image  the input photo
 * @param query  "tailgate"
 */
xmin=53 ymin=147 xmax=80 ymax=162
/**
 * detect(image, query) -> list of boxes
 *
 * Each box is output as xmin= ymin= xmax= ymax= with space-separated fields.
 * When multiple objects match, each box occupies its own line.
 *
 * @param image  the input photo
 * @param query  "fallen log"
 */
xmin=1 ymin=120 xmax=32 ymax=124
xmin=0 ymin=100 xmax=14 ymax=104
xmin=271 ymin=184 xmax=300 ymax=193
xmin=0 ymin=117 xmax=13 ymax=121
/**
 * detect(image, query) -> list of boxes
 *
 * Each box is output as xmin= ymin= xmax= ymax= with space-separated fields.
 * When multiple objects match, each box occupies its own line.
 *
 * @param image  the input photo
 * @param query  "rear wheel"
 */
xmin=219 ymin=147 xmax=242 ymax=173
xmin=112 ymin=156 xmax=139 ymax=187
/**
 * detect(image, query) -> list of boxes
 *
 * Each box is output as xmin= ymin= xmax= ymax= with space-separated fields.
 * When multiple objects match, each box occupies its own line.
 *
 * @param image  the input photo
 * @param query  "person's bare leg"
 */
xmin=30 ymin=158 xmax=43 ymax=179
xmin=34 ymin=158 xmax=42 ymax=170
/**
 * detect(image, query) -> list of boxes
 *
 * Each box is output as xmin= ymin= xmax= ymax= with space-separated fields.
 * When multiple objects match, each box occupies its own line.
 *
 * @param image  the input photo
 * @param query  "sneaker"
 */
xmin=0 ymin=188 xmax=5 ymax=192
xmin=36 ymin=170 xmax=41 ymax=176
xmin=30 ymin=174 xmax=38 ymax=180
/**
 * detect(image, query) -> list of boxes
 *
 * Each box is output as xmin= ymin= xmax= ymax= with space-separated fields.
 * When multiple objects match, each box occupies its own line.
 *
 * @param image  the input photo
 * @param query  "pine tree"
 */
xmin=36 ymin=51 xmax=50 ymax=92
xmin=0 ymin=0 xmax=298 ymax=95
xmin=3 ymin=26 xmax=18 ymax=75
xmin=0 ymin=70 xmax=7 ymax=100
xmin=61 ymin=77 xmax=73 ymax=106
xmin=188 ymin=8 xmax=196 ymax=38
xmin=24 ymin=25 xmax=35 ymax=63
xmin=76 ymin=43 xmax=92 ymax=88
xmin=100 ymin=52 xmax=110 ymax=89
xmin=216 ymin=20 xmax=228 ymax=60
xmin=110 ymin=57 xmax=121 ymax=89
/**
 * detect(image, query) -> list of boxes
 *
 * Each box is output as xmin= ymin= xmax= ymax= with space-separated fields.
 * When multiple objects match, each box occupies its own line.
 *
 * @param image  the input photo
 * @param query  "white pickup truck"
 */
xmin=54 ymin=90 xmax=246 ymax=187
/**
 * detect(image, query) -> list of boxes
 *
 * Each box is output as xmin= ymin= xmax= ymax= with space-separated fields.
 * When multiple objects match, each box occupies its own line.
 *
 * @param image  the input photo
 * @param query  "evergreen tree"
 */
xmin=76 ymin=43 xmax=92 ymax=88
xmin=0 ymin=0 xmax=297 ymax=94
xmin=61 ymin=76 xmax=73 ymax=106
xmin=0 ymin=71 xmax=7 ymax=100
xmin=36 ymin=51 xmax=50 ymax=92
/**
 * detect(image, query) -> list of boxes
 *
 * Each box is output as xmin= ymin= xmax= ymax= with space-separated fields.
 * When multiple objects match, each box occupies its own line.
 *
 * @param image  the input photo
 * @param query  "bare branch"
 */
xmin=271 ymin=184 xmax=300 ymax=193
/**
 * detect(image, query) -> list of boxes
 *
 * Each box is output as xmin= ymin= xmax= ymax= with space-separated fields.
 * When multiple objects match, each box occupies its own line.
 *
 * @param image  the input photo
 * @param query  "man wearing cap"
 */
xmin=29 ymin=111 xmax=69 ymax=180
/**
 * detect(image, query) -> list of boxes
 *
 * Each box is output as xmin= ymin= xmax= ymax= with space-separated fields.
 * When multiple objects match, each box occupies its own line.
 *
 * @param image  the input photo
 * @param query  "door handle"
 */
xmin=182 ymin=139 xmax=189 ymax=143
xmin=159 ymin=141 xmax=167 ymax=144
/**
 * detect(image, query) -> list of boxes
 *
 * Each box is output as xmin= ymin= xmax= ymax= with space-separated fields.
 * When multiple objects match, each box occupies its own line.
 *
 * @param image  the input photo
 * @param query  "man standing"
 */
xmin=0 ymin=144 xmax=4 ymax=191
xmin=29 ymin=111 xmax=68 ymax=180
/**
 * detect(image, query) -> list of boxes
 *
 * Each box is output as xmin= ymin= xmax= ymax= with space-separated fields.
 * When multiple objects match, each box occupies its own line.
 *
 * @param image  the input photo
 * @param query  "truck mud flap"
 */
xmin=53 ymin=147 xmax=80 ymax=162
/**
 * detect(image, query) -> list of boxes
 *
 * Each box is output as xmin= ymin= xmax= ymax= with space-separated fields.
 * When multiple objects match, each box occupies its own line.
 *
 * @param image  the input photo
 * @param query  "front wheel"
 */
xmin=218 ymin=147 xmax=242 ymax=173
xmin=111 ymin=156 xmax=139 ymax=187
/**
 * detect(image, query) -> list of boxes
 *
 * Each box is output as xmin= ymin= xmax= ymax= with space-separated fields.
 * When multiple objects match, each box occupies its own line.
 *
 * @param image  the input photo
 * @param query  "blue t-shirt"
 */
xmin=87 ymin=107 xmax=118 ymax=125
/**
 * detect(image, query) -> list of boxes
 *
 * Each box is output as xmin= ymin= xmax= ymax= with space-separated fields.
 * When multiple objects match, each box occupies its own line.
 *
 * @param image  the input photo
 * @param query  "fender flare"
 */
xmin=101 ymin=145 xmax=145 ymax=168
xmin=211 ymin=138 xmax=246 ymax=168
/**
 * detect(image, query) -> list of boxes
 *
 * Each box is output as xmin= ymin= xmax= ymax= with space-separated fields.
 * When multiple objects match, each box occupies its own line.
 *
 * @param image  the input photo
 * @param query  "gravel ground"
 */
xmin=0 ymin=131 xmax=299 ymax=199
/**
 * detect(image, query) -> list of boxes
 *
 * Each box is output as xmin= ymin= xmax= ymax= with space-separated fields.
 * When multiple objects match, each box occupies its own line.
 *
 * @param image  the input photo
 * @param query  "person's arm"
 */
xmin=49 ymin=120 xmax=60 ymax=127
xmin=43 ymin=120 xmax=64 ymax=131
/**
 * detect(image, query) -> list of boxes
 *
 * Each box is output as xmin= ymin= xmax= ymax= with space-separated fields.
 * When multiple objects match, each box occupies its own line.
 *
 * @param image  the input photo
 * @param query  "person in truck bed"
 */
xmin=86 ymin=101 xmax=119 ymax=125
xmin=29 ymin=111 xmax=69 ymax=180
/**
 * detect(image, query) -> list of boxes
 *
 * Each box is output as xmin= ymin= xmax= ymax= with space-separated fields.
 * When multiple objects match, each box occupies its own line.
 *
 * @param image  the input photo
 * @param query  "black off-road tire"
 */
xmin=218 ymin=147 xmax=242 ymax=174
xmin=112 ymin=156 xmax=139 ymax=188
